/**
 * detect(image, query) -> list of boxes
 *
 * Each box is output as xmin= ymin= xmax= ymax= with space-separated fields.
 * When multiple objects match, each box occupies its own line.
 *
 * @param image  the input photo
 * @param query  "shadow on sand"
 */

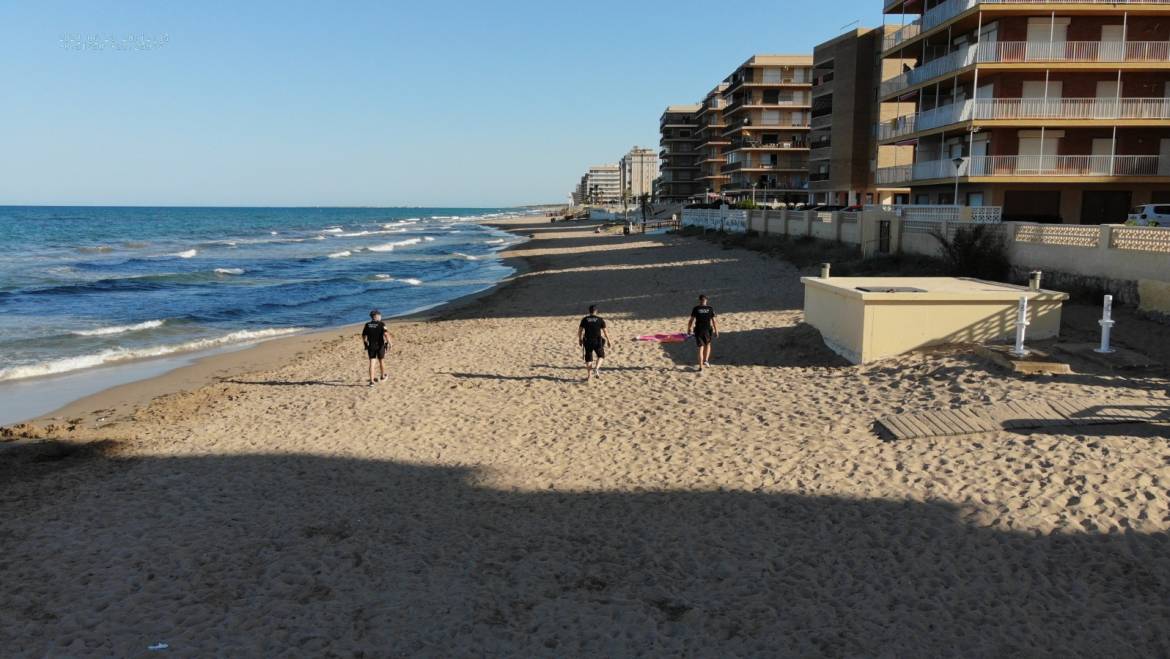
xmin=222 ymin=379 xmax=366 ymax=388
xmin=659 ymin=324 xmax=852 ymax=369
xmin=2 ymin=441 xmax=1168 ymax=655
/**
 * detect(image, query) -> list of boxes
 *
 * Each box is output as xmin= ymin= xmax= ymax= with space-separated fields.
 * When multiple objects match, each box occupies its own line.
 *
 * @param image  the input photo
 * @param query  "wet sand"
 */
xmin=3 ymin=216 xmax=1170 ymax=656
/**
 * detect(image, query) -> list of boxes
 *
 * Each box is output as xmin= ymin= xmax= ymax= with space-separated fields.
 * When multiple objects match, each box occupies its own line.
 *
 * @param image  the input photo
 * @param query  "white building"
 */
xmin=580 ymin=164 xmax=621 ymax=204
xmin=620 ymin=147 xmax=659 ymax=202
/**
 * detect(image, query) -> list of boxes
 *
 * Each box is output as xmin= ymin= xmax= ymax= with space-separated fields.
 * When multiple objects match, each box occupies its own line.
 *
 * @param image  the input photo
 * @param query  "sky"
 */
xmin=1 ymin=1 xmax=885 ymax=207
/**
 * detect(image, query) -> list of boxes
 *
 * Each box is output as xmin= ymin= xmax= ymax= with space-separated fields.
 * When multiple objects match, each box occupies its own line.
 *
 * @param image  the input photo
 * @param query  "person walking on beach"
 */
xmin=361 ymin=310 xmax=392 ymax=386
xmin=687 ymin=294 xmax=718 ymax=371
xmin=578 ymin=305 xmax=611 ymax=381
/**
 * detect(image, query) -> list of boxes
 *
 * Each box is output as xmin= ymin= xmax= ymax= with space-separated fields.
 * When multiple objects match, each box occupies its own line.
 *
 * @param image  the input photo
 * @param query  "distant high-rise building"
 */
xmin=695 ymin=83 xmax=732 ymax=197
xmin=809 ymin=28 xmax=912 ymax=206
xmin=620 ymin=147 xmax=659 ymax=201
xmin=658 ymin=104 xmax=703 ymax=201
xmin=720 ymin=55 xmax=814 ymax=204
xmin=577 ymin=164 xmax=621 ymax=205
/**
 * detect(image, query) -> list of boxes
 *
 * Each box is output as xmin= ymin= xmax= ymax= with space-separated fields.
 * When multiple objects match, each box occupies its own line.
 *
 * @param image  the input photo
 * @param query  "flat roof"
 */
xmin=814 ymin=27 xmax=877 ymax=50
xmin=739 ymin=54 xmax=815 ymax=68
xmin=801 ymin=276 xmax=1069 ymax=302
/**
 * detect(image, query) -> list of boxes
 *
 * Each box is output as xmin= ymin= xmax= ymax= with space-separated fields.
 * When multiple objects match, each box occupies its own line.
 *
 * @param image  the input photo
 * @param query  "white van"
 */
xmin=1128 ymin=204 xmax=1170 ymax=227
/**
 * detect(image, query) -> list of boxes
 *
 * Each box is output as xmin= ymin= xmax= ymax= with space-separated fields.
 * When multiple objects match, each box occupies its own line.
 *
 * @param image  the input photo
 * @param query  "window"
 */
xmin=967 ymin=192 xmax=985 ymax=206
xmin=915 ymin=194 xmax=931 ymax=205
xmin=1155 ymin=206 xmax=1170 ymax=215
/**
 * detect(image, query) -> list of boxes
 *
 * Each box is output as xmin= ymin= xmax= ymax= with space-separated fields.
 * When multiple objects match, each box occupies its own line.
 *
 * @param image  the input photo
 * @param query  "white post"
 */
xmin=1095 ymin=294 xmax=1117 ymax=354
xmin=1012 ymin=295 xmax=1030 ymax=357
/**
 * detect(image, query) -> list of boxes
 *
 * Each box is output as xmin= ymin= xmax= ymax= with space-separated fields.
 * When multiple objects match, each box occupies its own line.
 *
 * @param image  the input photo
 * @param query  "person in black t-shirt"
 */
xmin=577 ymin=305 xmax=611 ymax=381
xmin=687 ymin=294 xmax=719 ymax=371
xmin=361 ymin=309 xmax=392 ymax=386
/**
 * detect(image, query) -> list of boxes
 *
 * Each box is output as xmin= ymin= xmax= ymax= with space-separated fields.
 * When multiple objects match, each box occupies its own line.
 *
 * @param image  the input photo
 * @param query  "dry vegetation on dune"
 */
xmin=2 ymin=218 xmax=1169 ymax=655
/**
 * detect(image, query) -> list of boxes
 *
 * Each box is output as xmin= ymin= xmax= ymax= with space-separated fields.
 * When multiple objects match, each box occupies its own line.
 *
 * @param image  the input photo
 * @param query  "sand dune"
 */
xmin=2 ymin=217 xmax=1169 ymax=655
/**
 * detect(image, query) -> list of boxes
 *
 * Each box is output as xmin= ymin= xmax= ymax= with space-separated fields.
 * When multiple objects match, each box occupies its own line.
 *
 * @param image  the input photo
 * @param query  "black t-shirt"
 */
xmin=362 ymin=320 xmax=387 ymax=348
xmin=579 ymin=315 xmax=606 ymax=344
xmin=691 ymin=305 xmax=716 ymax=332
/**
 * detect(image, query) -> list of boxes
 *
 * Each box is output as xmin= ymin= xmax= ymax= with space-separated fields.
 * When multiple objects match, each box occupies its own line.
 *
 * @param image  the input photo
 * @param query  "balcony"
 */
xmin=810 ymin=114 xmax=833 ymax=130
xmin=976 ymin=97 xmax=1170 ymax=120
xmin=875 ymin=165 xmax=913 ymax=185
xmin=912 ymin=154 xmax=1167 ymax=180
xmin=810 ymin=145 xmax=833 ymax=161
xmin=880 ymin=40 xmax=1170 ymax=98
xmin=730 ymin=138 xmax=808 ymax=150
xmin=883 ymin=22 xmax=922 ymax=53
xmin=880 ymin=44 xmax=977 ymax=97
xmin=879 ymin=97 xmax=1170 ymax=140
xmin=721 ymin=161 xmax=807 ymax=173
xmin=809 ymin=171 xmax=832 ymax=182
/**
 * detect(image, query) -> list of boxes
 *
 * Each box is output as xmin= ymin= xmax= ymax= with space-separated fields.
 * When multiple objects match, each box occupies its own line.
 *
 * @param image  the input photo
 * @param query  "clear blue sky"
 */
xmin=1 ymin=1 xmax=883 ymax=207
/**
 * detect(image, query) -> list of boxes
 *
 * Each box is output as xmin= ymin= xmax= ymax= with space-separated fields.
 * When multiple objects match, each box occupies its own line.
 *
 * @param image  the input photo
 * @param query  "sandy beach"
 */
xmin=3 ymin=215 xmax=1170 ymax=656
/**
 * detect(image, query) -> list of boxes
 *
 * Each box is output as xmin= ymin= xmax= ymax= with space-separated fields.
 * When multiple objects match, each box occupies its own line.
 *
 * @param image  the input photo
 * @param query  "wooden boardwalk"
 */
xmin=876 ymin=398 xmax=1170 ymax=440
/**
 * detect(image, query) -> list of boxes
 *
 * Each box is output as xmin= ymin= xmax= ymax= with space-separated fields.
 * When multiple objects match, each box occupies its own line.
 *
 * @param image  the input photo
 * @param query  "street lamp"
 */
xmin=952 ymin=156 xmax=968 ymax=206
xmin=751 ymin=182 xmax=758 ymax=205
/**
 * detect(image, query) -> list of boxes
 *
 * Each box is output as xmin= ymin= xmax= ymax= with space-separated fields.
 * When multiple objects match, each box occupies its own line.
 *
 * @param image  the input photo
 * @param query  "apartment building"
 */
xmin=619 ymin=147 xmax=659 ymax=201
xmin=810 ymin=28 xmax=914 ymax=206
xmin=581 ymin=165 xmax=621 ymax=204
xmin=876 ymin=0 xmax=1170 ymax=223
xmin=658 ymin=104 xmax=703 ymax=201
xmin=694 ymin=83 xmax=732 ymax=196
xmin=720 ymin=55 xmax=814 ymax=204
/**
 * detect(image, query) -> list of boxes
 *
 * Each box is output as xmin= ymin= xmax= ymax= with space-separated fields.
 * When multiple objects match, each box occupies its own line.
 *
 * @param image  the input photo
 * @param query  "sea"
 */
xmin=0 ymin=206 xmax=531 ymax=418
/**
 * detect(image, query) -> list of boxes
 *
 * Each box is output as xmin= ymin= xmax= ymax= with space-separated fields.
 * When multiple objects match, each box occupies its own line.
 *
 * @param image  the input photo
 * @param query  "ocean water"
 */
xmin=0 ymin=206 xmax=530 ymax=383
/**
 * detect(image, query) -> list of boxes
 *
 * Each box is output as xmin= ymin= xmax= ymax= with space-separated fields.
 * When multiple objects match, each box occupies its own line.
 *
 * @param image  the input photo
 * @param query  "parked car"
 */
xmin=1128 ymin=204 xmax=1170 ymax=227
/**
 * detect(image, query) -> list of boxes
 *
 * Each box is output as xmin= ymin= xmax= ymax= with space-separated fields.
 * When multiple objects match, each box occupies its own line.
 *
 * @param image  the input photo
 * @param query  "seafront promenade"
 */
xmin=2 ymin=216 xmax=1169 ymax=655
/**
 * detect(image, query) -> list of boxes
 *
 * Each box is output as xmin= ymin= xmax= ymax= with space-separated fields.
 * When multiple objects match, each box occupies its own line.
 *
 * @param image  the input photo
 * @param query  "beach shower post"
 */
xmin=1012 ymin=295 xmax=1030 ymax=357
xmin=820 ymin=262 xmax=831 ymax=279
xmin=1095 ymin=294 xmax=1116 ymax=354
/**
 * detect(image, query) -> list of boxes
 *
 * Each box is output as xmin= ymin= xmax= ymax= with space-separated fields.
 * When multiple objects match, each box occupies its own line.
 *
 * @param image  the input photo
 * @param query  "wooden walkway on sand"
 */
xmin=876 ymin=398 xmax=1170 ymax=440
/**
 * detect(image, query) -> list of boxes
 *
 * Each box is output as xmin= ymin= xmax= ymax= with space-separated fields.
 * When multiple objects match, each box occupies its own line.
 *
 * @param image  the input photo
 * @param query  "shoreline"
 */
xmin=5 ymin=214 xmax=544 ymax=429
xmin=4 ymin=213 xmax=1169 ymax=654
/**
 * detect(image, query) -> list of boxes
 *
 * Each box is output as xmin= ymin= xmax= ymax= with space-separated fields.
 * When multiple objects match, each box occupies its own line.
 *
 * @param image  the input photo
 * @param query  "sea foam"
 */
xmin=368 ymin=238 xmax=422 ymax=252
xmin=72 ymin=319 xmax=167 ymax=337
xmin=0 ymin=327 xmax=304 ymax=382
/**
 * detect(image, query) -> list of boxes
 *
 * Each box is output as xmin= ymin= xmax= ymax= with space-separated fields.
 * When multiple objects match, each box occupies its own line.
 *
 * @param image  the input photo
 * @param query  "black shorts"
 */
xmin=583 ymin=341 xmax=606 ymax=362
xmin=694 ymin=329 xmax=714 ymax=346
xmin=367 ymin=344 xmax=388 ymax=360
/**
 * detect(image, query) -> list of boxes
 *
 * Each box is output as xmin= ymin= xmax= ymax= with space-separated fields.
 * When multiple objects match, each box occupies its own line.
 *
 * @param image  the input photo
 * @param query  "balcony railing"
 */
xmin=880 ymin=97 xmax=1170 ymax=139
xmin=880 ymin=40 xmax=1170 ymax=97
xmin=809 ymin=171 xmax=832 ymax=182
xmin=979 ymin=96 xmax=1170 ymax=120
xmin=810 ymin=146 xmax=833 ymax=161
xmin=912 ymin=154 xmax=1166 ymax=179
xmin=883 ymin=22 xmax=922 ymax=52
xmin=875 ymin=165 xmax=913 ymax=185
xmin=993 ymin=40 xmax=1170 ymax=63
xmin=810 ymin=114 xmax=833 ymax=129
xmin=722 ymin=161 xmax=806 ymax=173
xmin=880 ymin=44 xmax=977 ymax=97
